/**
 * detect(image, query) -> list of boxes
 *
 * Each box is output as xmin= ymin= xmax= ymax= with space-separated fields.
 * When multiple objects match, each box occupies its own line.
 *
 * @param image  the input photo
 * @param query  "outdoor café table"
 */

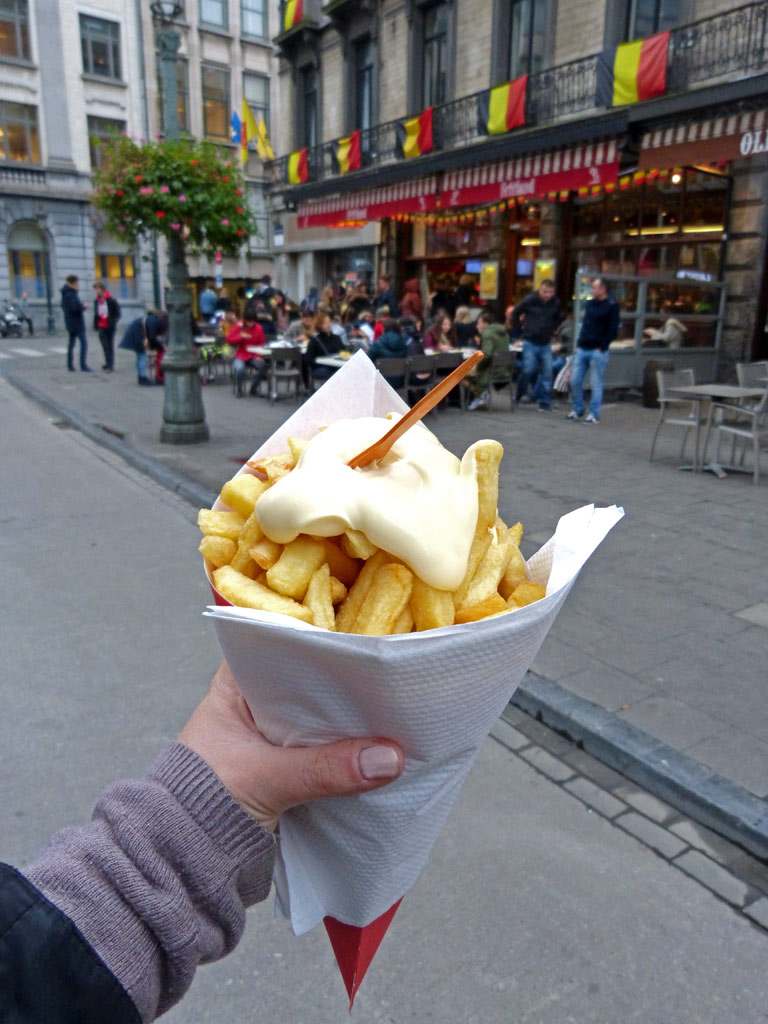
xmin=667 ymin=382 xmax=765 ymax=477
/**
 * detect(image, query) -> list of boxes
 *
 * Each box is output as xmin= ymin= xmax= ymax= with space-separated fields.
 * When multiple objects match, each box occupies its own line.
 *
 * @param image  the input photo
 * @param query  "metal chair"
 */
xmin=736 ymin=360 xmax=768 ymax=388
xmin=488 ymin=349 xmax=516 ymax=411
xmin=432 ymin=351 xmax=464 ymax=410
xmin=712 ymin=385 xmax=768 ymax=484
xmin=267 ymin=347 xmax=304 ymax=404
xmin=375 ymin=357 xmax=408 ymax=399
xmin=649 ymin=368 xmax=697 ymax=462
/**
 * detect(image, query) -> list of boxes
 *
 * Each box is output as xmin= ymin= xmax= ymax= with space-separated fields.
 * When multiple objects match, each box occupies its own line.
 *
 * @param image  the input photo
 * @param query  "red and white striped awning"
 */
xmin=639 ymin=108 xmax=768 ymax=168
xmin=441 ymin=139 xmax=619 ymax=206
xmin=297 ymin=176 xmax=440 ymax=228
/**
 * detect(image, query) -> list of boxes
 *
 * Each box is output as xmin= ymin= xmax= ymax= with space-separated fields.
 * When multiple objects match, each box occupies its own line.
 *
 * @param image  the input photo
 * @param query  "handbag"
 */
xmin=554 ymin=354 xmax=573 ymax=393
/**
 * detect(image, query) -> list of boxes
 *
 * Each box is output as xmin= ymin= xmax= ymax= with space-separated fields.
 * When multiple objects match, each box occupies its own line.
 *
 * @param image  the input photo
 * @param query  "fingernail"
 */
xmin=359 ymin=745 xmax=400 ymax=780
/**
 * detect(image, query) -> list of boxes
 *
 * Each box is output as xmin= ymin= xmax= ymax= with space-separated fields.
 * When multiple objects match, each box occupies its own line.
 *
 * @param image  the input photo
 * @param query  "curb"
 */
xmin=512 ymin=675 xmax=768 ymax=861
xmin=2 ymin=369 xmax=217 ymax=510
xmin=6 ymin=369 xmax=767 ymax=863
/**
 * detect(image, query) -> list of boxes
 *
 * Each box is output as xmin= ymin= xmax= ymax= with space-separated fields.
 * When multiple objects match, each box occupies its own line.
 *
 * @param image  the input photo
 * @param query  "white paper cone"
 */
xmin=203 ymin=354 xmax=624 ymax=934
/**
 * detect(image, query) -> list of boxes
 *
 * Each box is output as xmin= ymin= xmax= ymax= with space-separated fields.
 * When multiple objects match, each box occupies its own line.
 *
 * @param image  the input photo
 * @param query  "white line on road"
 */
xmin=8 ymin=347 xmax=45 ymax=357
xmin=0 ymin=352 xmax=11 ymax=359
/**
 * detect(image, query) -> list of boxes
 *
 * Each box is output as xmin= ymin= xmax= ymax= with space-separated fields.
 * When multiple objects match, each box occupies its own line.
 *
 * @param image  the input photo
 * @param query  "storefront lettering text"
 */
xmin=739 ymin=130 xmax=768 ymax=156
xmin=500 ymin=179 xmax=536 ymax=198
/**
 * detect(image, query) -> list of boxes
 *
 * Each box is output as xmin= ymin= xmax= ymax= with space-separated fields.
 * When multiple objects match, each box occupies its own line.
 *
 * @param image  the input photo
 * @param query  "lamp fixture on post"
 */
xmin=35 ymin=211 xmax=56 ymax=335
xmin=151 ymin=0 xmax=209 ymax=444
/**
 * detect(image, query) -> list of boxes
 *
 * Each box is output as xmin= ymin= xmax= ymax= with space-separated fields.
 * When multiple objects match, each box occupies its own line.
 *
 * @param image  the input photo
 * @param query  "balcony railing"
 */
xmin=270 ymin=0 xmax=768 ymax=188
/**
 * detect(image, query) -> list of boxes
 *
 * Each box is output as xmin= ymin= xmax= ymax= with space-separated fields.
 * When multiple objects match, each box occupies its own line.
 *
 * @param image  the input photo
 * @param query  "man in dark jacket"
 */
xmin=567 ymin=276 xmax=620 ymax=424
xmin=373 ymin=275 xmax=399 ymax=316
xmin=92 ymin=281 xmax=121 ymax=371
xmin=60 ymin=275 xmax=91 ymax=372
xmin=511 ymin=279 xmax=562 ymax=411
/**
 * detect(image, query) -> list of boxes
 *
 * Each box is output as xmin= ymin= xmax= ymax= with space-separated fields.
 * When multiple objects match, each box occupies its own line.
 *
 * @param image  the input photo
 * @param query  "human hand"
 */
xmin=179 ymin=662 xmax=405 ymax=831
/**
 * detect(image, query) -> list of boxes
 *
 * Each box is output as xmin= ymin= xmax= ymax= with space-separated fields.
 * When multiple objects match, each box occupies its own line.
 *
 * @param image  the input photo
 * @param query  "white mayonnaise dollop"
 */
xmin=254 ymin=416 xmax=484 ymax=591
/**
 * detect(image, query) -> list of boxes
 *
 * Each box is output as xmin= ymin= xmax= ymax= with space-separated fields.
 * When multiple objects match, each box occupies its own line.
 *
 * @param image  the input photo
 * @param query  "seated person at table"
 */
xmin=284 ymin=310 xmax=315 ymax=344
xmin=368 ymin=318 xmax=408 ymax=389
xmin=228 ymin=312 xmax=266 ymax=397
xmin=468 ymin=309 xmax=510 ymax=411
xmin=454 ymin=306 xmax=479 ymax=349
xmin=306 ymin=312 xmax=345 ymax=382
xmin=423 ymin=314 xmax=456 ymax=352
xmin=244 ymin=297 xmax=277 ymax=341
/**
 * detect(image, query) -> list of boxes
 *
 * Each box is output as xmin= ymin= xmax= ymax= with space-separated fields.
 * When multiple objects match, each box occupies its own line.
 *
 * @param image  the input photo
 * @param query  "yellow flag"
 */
xmin=256 ymin=117 xmax=275 ymax=161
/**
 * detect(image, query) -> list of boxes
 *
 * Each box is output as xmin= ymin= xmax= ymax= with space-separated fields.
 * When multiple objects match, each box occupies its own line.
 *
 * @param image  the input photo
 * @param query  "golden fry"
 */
xmin=474 ymin=440 xmax=504 ymax=535
xmin=220 ymin=474 xmax=268 ymax=519
xmin=459 ymin=526 xmax=515 ymax=610
xmin=351 ymin=563 xmax=414 ymax=636
xmin=198 ymin=534 xmax=236 ymax=568
xmin=287 ymin=437 xmax=308 ymax=463
xmin=411 ymin=577 xmax=455 ymax=631
xmin=499 ymin=545 xmax=528 ymax=599
xmin=266 ymin=535 xmax=327 ymax=600
xmin=324 ymin=538 xmax=361 ymax=586
xmin=342 ymin=529 xmax=378 ymax=561
xmin=250 ymin=536 xmax=282 ymax=570
xmin=393 ymin=605 xmax=415 ymax=634
xmin=507 ymin=520 xmax=523 ymax=546
xmin=198 ymin=509 xmax=245 ymax=540
xmin=507 ymin=581 xmax=546 ymax=608
xmin=329 ymin=576 xmax=348 ymax=605
xmin=335 ymin=549 xmax=390 ymax=632
xmin=454 ymin=593 xmax=507 ymax=624
xmin=213 ymin=565 xmax=313 ymax=622
xmin=304 ymin=563 xmax=336 ymax=631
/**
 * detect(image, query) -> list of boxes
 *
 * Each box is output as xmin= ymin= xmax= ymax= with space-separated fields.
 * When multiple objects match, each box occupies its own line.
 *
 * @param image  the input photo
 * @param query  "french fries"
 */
xmin=199 ymin=435 xmax=546 ymax=635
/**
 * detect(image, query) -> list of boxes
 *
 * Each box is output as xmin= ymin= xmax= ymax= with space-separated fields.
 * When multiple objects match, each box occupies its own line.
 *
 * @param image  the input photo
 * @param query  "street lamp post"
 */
xmin=34 ymin=214 xmax=56 ymax=335
xmin=151 ymin=0 xmax=209 ymax=444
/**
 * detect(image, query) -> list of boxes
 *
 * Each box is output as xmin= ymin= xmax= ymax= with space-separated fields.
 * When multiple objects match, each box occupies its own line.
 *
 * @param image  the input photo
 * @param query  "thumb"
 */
xmin=250 ymin=739 xmax=405 ymax=827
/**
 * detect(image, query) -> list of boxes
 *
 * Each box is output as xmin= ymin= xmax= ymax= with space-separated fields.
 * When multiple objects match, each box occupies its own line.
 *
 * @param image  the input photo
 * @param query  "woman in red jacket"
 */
xmin=228 ymin=312 xmax=266 ymax=396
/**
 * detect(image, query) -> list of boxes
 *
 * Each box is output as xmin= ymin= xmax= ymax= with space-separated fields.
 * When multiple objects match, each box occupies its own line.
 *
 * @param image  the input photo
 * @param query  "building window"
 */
xmin=8 ymin=221 xmax=47 ymax=298
xmin=202 ymin=64 xmax=230 ymax=141
xmin=0 ymin=0 xmax=30 ymax=60
xmin=200 ymin=0 xmax=228 ymax=29
xmin=0 ymin=101 xmax=39 ymax=162
xmin=94 ymin=232 xmax=137 ymax=299
xmin=508 ymin=0 xmax=546 ymax=80
xmin=88 ymin=116 xmax=125 ymax=168
xmin=300 ymin=65 xmax=318 ymax=148
xmin=626 ymin=0 xmax=678 ymax=40
xmin=423 ymin=2 xmax=449 ymax=108
xmin=354 ymin=37 xmax=374 ymax=132
xmin=157 ymin=57 xmax=189 ymax=133
xmin=80 ymin=15 xmax=121 ymax=79
xmin=243 ymin=72 xmax=269 ymax=131
xmin=241 ymin=0 xmax=265 ymax=38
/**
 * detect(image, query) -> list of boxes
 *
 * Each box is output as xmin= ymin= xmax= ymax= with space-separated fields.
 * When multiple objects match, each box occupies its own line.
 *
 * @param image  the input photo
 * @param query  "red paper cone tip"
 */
xmin=324 ymin=899 xmax=403 ymax=1008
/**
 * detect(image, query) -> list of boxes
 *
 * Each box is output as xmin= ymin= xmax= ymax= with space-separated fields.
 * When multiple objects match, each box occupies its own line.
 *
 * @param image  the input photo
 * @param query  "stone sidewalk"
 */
xmin=3 ymin=336 xmax=767 ymax=856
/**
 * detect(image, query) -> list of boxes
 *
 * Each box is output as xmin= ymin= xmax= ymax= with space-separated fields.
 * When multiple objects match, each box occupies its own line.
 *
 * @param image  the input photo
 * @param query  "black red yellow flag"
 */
xmin=596 ymin=31 xmax=669 ymax=107
xmin=396 ymin=107 xmax=433 ymax=159
xmin=477 ymin=75 xmax=527 ymax=135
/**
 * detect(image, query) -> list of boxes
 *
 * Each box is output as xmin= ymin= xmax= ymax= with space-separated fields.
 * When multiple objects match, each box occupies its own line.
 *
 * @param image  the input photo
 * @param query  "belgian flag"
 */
xmin=283 ymin=0 xmax=303 ymax=31
xmin=596 ymin=31 xmax=669 ymax=107
xmin=287 ymin=148 xmax=308 ymax=184
xmin=334 ymin=130 xmax=361 ymax=174
xmin=477 ymin=75 xmax=527 ymax=135
xmin=396 ymin=107 xmax=433 ymax=159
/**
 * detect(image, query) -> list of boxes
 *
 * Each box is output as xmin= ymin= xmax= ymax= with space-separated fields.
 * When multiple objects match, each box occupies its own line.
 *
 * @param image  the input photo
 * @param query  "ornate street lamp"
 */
xmin=151 ymin=0 xmax=209 ymax=444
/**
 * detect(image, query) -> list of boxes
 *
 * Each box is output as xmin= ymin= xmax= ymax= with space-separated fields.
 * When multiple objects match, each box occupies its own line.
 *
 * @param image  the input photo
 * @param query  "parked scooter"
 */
xmin=0 ymin=300 xmax=24 ymax=338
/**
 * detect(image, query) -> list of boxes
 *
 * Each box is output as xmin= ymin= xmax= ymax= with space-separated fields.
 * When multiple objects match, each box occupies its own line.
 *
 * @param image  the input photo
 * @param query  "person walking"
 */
xmin=92 ymin=282 xmax=121 ymax=372
xmin=511 ymin=279 xmax=562 ymax=412
xmin=567 ymin=277 xmax=620 ymax=424
xmin=60 ymin=275 xmax=91 ymax=372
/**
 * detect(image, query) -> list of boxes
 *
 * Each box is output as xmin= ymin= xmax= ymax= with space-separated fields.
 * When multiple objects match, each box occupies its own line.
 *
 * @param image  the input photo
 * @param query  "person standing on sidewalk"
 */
xmin=92 ymin=282 xmax=121 ymax=372
xmin=567 ymin=277 xmax=620 ymax=424
xmin=511 ymin=279 xmax=562 ymax=412
xmin=60 ymin=275 xmax=91 ymax=372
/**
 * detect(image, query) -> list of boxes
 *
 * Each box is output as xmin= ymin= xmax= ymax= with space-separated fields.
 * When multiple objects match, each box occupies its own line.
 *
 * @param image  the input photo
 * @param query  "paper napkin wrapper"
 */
xmin=203 ymin=352 xmax=624 ymax=935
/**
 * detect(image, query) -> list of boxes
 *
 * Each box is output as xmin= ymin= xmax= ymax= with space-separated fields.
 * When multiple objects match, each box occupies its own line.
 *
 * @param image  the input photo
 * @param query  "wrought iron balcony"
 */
xmin=270 ymin=0 xmax=768 ymax=189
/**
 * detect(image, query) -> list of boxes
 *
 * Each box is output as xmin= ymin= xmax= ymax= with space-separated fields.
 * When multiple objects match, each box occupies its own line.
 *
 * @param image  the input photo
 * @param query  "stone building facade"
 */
xmin=269 ymin=0 xmax=768 ymax=382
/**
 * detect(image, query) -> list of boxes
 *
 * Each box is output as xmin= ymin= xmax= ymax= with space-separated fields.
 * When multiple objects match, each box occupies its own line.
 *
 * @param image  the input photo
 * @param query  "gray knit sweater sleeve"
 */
xmin=24 ymin=743 xmax=277 ymax=1022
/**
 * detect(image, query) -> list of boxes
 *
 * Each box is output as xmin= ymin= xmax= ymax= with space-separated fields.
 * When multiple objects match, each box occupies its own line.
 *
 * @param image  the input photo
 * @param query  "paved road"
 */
xmin=2 ymin=374 xmax=768 ymax=1021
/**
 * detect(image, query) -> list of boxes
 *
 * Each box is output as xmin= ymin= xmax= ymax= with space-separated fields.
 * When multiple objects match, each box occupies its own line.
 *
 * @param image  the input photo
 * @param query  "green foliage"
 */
xmin=90 ymin=136 xmax=257 ymax=258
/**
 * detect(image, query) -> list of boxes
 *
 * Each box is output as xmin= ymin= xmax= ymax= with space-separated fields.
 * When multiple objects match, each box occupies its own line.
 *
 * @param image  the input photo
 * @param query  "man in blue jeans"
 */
xmin=511 ymin=279 xmax=562 ymax=412
xmin=567 ymin=277 xmax=620 ymax=424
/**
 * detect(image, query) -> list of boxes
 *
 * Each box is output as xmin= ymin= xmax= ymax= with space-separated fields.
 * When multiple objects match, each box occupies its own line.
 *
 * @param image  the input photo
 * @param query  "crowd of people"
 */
xmin=60 ymin=270 xmax=619 ymax=422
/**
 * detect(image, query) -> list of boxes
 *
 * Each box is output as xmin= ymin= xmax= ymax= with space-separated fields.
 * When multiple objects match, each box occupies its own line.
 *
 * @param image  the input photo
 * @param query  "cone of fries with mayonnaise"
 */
xmin=199 ymin=352 xmax=623 ymax=1001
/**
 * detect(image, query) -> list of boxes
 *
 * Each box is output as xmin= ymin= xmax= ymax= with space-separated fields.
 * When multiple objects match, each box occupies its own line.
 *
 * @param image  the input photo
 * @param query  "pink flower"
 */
xmin=171 ymin=222 xmax=181 ymax=230
xmin=139 ymin=186 xmax=154 ymax=195
xmin=221 ymin=218 xmax=229 ymax=226
xmin=178 ymin=194 xmax=186 ymax=202
xmin=160 ymin=185 xmax=170 ymax=193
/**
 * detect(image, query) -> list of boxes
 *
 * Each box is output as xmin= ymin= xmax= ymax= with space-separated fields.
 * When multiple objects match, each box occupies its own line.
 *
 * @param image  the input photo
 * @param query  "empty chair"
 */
xmin=406 ymin=355 xmax=435 ymax=405
xmin=267 ymin=347 xmax=304 ymax=404
xmin=736 ymin=360 xmax=768 ymax=387
xmin=375 ymin=357 xmax=408 ymax=398
xmin=432 ymin=350 xmax=464 ymax=410
xmin=649 ymin=368 xmax=697 ymax=462
xmin=712 ymin=385 xmax=768 ymax=484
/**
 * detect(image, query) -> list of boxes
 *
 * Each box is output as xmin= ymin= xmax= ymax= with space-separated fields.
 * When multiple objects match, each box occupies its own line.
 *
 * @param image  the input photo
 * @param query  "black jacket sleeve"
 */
xmin=0 ymin=863 xmax=140 ymax=1024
